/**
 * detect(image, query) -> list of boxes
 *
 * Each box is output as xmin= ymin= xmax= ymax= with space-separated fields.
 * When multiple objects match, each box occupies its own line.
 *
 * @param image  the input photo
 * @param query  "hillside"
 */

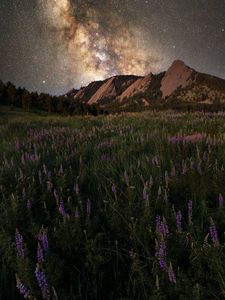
xmin=66 ymin=60 xmax=225 ymax=108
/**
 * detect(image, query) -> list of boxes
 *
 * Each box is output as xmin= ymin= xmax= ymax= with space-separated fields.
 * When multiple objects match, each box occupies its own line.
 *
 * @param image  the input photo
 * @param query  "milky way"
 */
xmin=38 ymin=0 xmax=161 ymax=83
xmin=0 ymin=0 xmax=224 ymax=94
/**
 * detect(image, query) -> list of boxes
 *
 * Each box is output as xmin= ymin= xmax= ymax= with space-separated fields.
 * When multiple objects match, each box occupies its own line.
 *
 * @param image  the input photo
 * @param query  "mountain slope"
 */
xmin=66 ymin=60 xmax=225 ymax=107
xmin=160 ymin=60 xmax=194 ymax=98
xmin=88 ymin=75 xmax=140 ymax=104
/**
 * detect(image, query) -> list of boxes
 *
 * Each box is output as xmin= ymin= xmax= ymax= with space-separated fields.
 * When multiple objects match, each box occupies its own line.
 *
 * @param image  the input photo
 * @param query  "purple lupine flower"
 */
xmin=156 ymin=215 xmax=169 ymax=238
xmin=16 ymin=275 xmax=31 ymax=299
xmin=161 ymin=218 xmax=169 ymax=238
xmin=112 ymin=184 xmax=117 ymax=195
xmin=41 ymin=231 xmax=49 ymax=252
xmin=86 ymin=199 xmax=91 ymax=217
xmin=209 ymin=221 xmax=220 ymax=247
xmin=155 ymin=215 xmax=161 ymax=232
xmin=75 ymin=207 xmax=80 ymax=219
xmin=155 ymin=239 xmax=167 ymax=270
xmin=218 ymin=194 xmax=224 ymax=207
xmin=35 ymin=265 xmax=50 ymax=300
xmin=159 ymin=257 xmax=167 ymax=270
xmin=188 ymin=200 xmax=193 ymax=224
xmin=15 ymin=230 xmax=25 ymax=258
xmin=176 ymin=211 xmax=182 ymax=233
xmin=167 ymin=262 xmax=176 ymax=284
xmin=59 ymin=198 xmax=66 ymax=216
xmin=37 ymin=243 xmax=44 ymax=263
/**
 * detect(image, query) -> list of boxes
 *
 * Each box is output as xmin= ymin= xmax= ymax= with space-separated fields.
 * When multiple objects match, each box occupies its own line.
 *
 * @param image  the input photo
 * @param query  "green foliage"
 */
xmin=0 ymin=109 xmax=225 ymax=299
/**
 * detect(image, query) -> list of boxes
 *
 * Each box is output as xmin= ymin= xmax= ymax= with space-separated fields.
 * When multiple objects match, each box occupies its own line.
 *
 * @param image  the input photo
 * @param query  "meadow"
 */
xmin=0 ymin=106 xmax=225 ymax=299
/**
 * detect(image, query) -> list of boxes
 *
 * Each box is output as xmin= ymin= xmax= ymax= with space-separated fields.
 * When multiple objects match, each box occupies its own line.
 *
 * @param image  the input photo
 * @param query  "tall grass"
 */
xmin=0 ymin=109 xmax=224 ymax=299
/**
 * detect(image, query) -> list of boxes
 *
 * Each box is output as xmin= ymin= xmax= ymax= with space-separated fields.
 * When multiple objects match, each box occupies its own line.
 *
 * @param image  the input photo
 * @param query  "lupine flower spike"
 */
xmin=15 ymin=229 xmax=25 ymax=258
xmin=35 ymin=265 xmax=50 ymax=300
xmin=16 ymin=275 xmax=31 ymax=299
xmin=37 ymin=243 xmax=44 ymax=263
xmin=209 ymin=218 xmax=220 ymax=247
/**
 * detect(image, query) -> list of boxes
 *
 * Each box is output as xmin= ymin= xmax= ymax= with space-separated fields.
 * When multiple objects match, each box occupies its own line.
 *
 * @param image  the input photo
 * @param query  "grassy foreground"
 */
xmin=0 ymin=107 xmax=225 ymax=299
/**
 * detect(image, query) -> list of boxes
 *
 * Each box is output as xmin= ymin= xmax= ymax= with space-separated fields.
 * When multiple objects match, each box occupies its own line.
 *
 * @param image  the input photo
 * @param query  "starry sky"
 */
xmin=0 ymin=0 xmax=224 ymax=95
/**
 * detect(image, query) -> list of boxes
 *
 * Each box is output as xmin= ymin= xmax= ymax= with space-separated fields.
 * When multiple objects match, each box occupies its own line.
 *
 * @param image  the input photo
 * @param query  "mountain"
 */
xmin=66 ymin=60 xmax=225 ymax=108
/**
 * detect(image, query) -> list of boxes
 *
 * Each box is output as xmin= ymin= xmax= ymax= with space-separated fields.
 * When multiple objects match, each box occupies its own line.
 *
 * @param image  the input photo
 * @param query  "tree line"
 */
xmin=0 ymin=80 xmax=106 ymax=116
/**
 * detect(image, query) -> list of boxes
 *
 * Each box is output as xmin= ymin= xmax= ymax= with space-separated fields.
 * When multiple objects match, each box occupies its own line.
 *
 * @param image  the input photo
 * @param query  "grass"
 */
xmin=0 ymin=106 xmax=225 ymax=299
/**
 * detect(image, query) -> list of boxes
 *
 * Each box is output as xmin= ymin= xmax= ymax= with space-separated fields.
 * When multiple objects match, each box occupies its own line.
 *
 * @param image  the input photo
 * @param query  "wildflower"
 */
xmin=42 ymin=231 xmax=49 ymax=252
xmin=37 ymin=243 xmax=44 ymax=263
xmin=112 ymin=184 xmax=117 ymax=195
xmin=161 ymin=217 xmax=169 ymax=238
xmin=176 ymin=211 xmax=182 ymax=233
xmin=155 ymin=238 xmax=168 ymax=271
xmin=156 ymin=215 xmax=169 ymax=238
xmin=209 ymin=220 xmax=220 ymax=247
xmin=155 ymin=215 xmax=161 ymax=233
xmin=15 ymin=229 xmax=25 ymax=258
xmin=35 ymin=265 xmax=50 ymax=300
xmin=16 ymin=275 xmax=31 ymax=299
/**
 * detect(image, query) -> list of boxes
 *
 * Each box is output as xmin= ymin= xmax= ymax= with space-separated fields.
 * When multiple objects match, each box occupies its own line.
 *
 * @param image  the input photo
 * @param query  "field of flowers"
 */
xmin=0 ymin=107 xmax=225 ymax=299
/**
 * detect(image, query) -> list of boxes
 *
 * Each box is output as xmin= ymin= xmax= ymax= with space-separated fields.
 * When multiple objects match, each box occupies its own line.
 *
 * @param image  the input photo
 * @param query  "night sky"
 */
xmin=0 ymin=0 xmax=224 ymax=95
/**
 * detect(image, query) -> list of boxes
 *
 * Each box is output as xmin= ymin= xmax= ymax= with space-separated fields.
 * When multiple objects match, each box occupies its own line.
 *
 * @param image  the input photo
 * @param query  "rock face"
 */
xmin=74 ymin=80 xmax=107 ymax=103
xmin=160 ymin=60 xmax=194 ymax=98
xmin=88 ymin=75 xmax=139 ymax=104
xmin=66 ymin=60 xmax=225 ymax=107
xmin=118 ymin=73 xmax=153 ymax=102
